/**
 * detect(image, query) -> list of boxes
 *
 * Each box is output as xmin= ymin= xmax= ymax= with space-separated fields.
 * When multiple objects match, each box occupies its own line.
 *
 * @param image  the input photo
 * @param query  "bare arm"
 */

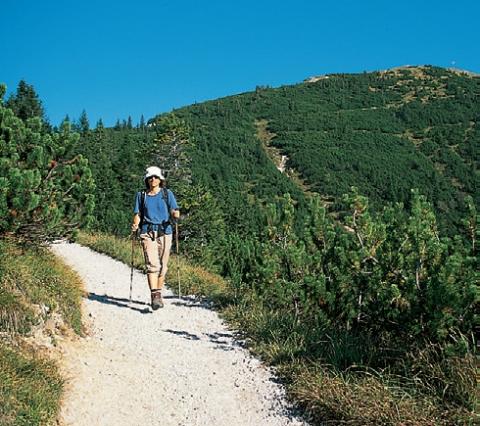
xmin=131 ymin=213 xmax=140 ymax=232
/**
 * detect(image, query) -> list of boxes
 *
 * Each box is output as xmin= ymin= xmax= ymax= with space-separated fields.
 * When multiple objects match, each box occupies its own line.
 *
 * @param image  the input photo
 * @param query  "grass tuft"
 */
xmin=0 ymin=238 xmax=85 ymax=424
xmin=0 ymin=344 xmax=63 ymax=426
xmin=0 ymin=239 xmax=84 ymax=335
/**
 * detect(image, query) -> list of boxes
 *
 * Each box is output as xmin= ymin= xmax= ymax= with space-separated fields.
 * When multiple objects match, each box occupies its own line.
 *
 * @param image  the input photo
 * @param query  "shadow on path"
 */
xmin=169 ymin=296 xmax=214 ymax=310
xmin=86 ymin=292 xmax=151 ymax=314
xmin=163 ymin=328 xmax=242 ymax=352
xmin=163 ymin=329 xmax=201 ymax=341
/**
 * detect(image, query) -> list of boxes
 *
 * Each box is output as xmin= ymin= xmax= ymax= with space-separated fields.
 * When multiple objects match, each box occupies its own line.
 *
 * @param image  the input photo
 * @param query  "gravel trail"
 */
xmin=51 ymin=242 xmax=307 ymax=426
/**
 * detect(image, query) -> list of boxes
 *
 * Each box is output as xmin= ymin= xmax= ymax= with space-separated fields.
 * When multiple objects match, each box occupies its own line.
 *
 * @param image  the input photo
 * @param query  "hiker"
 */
xmin=131 ymin=166 xmax=180 ymax=310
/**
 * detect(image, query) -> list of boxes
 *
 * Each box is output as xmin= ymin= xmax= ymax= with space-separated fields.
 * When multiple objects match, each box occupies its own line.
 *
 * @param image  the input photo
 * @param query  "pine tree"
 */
xmin=150 ymin=114 xmax=192 ymax=184
xmin=6 ymin=80 xmax=45 ymax=121
xmin=79 ymin=109 xmax=89 ymax=133
xmin=0 ymin=89 xmax=95 ymax=244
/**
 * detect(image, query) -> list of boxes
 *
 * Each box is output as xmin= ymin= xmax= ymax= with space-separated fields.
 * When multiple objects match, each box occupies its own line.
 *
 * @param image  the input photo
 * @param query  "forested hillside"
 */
xmin=172 ymin=65 xmax=479 ymax=235
xmin=69 ymin=66 xmax=479 ymax=243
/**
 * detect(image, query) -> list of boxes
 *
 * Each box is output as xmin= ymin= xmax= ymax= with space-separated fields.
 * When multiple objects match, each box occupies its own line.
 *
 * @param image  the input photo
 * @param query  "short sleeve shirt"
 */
xmin=134 ymin=189 xmax=178 ymax=235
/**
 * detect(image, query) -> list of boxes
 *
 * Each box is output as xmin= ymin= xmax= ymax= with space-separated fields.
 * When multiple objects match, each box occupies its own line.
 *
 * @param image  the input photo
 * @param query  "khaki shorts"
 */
xmin=140 ymin=232 xmax=173 ymax=277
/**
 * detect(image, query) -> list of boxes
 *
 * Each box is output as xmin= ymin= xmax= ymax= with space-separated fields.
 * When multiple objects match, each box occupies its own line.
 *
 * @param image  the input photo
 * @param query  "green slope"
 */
xmin=172 ymin=65 xmax=479 ymax=234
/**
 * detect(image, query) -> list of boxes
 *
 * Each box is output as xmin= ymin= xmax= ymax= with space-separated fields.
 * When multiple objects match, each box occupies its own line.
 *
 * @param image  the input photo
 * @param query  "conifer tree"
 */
xmin=79 ymin=109 xmax=89 ymax=133
xmin=151 ymin=114 xmax=192 ymax=184
xmin=148 ymin=113 xmax=226 ymax=264
xmin=0 ymin=85 xmax=95 ymax=243
xmin=5 ymin=80 xmax=44 ymax=121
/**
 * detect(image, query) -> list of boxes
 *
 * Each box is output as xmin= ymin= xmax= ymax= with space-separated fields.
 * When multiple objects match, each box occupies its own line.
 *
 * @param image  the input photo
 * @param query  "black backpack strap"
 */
xmin=162 ymin=187 xmax=172 ymax=222
xmin=139 ymin=191 xmax=146 ymax=226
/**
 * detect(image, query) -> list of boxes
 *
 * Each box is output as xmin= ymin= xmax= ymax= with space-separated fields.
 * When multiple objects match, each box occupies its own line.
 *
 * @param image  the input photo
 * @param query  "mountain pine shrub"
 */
xmin=0 ymin=84 xmax=95 ymax=244
xmin=254 ymin=189 xmax=477 ymax=350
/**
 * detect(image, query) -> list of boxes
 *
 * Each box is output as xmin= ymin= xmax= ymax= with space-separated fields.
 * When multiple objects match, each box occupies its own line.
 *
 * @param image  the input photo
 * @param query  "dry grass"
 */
xmin=0 ymin=240 xmax=84 ymax=335
xmin=223 ymin=295 xmax=478 ymax=425
xmin=0 ymin=343 xmax=63 ymax=426
xmin=0 ymin=238 xmax=84 ymax=425
xmin=254 ymin=119 xmax=314 ymax=194
xmin=255 ymin=118 xmax=277 ymax=145
xmin=288 ymin=363 xmax=475 ymax=425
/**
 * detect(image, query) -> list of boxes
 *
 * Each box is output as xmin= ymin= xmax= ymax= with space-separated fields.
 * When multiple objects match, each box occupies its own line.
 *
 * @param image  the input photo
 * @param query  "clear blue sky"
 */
xmin=1 ymin=0 xmax=479 ymax=127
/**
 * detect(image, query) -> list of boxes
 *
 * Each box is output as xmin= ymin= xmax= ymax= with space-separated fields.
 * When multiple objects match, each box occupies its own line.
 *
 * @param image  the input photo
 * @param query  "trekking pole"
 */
xmin=175 ymin=221 xmax=181 ymax=298
xmin=130 ymin=230 xmax=136 ymax=303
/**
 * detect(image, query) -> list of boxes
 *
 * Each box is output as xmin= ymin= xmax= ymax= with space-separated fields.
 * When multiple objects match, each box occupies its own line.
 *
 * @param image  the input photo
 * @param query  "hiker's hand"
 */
xmin=131 ymin=223 xmax=139 ymax=232
xmin=172 ymin=210 xmax=180 ymax=219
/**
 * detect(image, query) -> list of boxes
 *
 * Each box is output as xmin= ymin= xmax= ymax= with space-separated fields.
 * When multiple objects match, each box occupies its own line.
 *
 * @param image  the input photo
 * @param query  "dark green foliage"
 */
xmin=247 ymin=189 xmax=477 ymax=347
xmin=174 ymin=104 xmax=309 ymax=239
xmin=73 ymin=113 xmax=227 ymax=266
xmin=149 ymin=114 xmax=227 ymax=267
xmin=227 ymin=189 xmax=478 ymax=411
xmin=0 ymin=89 xmax=95 ymax=243
xmin=173 ymin=66 xmax=479 ymax=235
xmin=78 ymin=109 xmax=89 ymax=133
xmin=5 ymin=80 xmax=45 ymax=122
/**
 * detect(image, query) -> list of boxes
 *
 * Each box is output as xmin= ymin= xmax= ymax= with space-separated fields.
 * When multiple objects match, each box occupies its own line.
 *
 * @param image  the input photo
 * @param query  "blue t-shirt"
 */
xmin=133 ymin=189 xmax=179 ymax=235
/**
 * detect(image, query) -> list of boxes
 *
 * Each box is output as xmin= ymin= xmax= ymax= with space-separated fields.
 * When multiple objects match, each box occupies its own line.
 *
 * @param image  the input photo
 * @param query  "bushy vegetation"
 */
xmin=248 ymin=190 xmax=477 ymax=351
xmin=0 ymin=83 xmax=95 ymax=244
xmin=72 ymin=113 xmax=227 ymax=269
xmin=0 ymin=83 xmax=87 ymax=425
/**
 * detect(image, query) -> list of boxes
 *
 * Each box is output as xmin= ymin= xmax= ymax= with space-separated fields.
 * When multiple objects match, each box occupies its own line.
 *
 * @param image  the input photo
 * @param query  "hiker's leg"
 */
xmin=147 ymin=273 xmax=158 ymax=290
xmin=157 ymin=234 xmax=173 ymax=290
xmin=140 ymin=233 xmax=161 ymax=290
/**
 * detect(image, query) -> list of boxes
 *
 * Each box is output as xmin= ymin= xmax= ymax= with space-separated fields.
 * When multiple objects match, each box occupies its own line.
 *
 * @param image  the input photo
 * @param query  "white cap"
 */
xmin=144 ymin=166 xmax=165 ymax=182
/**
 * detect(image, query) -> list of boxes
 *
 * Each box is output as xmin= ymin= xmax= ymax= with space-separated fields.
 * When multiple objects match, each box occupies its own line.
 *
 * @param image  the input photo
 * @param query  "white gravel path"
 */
xmin=51 ymin=242 xmax=307 ymax=426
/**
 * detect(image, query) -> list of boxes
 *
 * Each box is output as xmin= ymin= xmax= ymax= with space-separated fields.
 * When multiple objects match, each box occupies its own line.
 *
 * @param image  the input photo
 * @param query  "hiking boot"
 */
xmin=151 ymin=290 xmax=164 ymax=310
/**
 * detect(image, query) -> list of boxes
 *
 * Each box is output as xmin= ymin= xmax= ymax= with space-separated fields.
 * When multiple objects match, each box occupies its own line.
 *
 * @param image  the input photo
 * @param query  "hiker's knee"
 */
xmin=159 ymin=266 xmax=168 ymax=277
xmin=146 ymin=263 xmax=160 ymax=274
